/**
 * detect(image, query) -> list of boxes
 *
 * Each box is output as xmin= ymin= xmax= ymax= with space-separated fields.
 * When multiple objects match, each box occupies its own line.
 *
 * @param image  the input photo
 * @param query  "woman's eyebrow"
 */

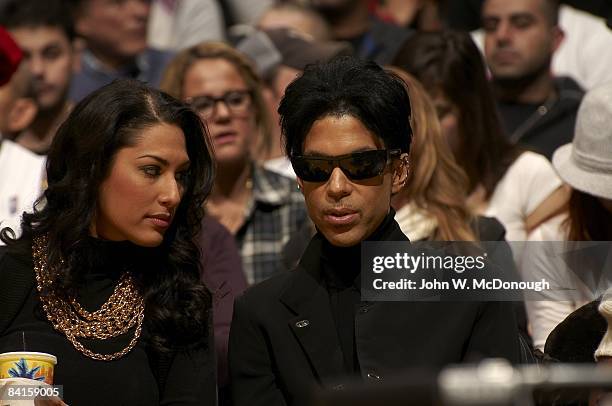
xmin=137 ymin=155 xmax=169 ymax=166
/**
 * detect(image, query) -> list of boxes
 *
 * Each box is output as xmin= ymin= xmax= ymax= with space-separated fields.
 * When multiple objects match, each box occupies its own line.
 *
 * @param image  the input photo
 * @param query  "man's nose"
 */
xmin=495 ymin=21 xmax=512 ymax=45
xmin=28 ymin=55 xmax=45 ymax=77
xmin=326 ymin=167 xmax=352 ymax=200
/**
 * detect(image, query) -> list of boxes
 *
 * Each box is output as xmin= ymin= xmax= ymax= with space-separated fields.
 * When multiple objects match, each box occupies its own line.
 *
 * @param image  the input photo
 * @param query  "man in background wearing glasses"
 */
xmin=228 ymin=57 xmax=520 ymax=406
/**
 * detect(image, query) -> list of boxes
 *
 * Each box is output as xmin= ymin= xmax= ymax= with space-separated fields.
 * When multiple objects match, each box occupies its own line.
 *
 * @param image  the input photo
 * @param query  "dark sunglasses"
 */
xmin=291 ymin=149 xmax=402 ymax=182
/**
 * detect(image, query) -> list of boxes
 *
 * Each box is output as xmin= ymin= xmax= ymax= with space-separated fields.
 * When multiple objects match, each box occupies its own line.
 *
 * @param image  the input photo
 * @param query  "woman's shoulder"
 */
xmin=508 ymin=151 xmax=559 ymax=180
xmin=0 ymin=243 xmax=33 ymax=271
xmin=494 ymin=151 xmax=563 ymax=207
xmin=0 ymin=243 xmax=35 ymax=334
xmin=0 ymin=243 xmax=35 ymax=288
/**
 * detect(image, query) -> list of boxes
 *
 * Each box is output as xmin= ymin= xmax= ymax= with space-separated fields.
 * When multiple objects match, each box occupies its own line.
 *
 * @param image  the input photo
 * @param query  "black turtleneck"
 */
xmin=319 ymin=210 xmax=400 ymax=374
xmin=0 ymin=237 xmax=159 ymax=405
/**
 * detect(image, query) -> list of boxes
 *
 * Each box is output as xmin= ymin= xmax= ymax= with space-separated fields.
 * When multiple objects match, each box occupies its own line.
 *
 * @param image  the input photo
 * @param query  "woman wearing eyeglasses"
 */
xmin=161 ymin=41 xmax=308 ymax=285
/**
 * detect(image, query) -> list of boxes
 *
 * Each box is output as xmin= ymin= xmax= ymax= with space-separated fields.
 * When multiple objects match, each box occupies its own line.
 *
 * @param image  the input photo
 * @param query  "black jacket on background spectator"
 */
xmin=497 ymin=76 xmax=584 ymax=160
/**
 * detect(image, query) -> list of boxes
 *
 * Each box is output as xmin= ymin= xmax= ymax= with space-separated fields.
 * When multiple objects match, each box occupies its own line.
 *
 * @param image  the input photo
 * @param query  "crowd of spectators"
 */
xmin=2 ymin=0 xmax=612 ymax=404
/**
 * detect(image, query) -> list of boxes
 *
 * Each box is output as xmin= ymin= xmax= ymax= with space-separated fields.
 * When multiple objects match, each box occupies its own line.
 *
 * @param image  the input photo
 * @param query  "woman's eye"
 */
xmin=227 ymin=94 xmax=245 ymax=106
xmin=141 ymin=166 xmax=161 ymax=177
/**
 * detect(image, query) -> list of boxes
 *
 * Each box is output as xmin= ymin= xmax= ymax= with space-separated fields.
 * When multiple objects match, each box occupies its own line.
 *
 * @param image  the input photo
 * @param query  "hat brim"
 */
xmin=553 ymin=143 xmax=612 ymax=200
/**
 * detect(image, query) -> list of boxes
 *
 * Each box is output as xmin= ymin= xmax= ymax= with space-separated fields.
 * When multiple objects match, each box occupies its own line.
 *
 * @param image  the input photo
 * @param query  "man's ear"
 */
xmin=6 ymin=97 xmax=37 ymax=134
xmin=71 ymin=38 xmax=85 ymax=73
xmin=391 ymin=153 xmax=409 ymax=194
xmin=551 ymin=26 xmax=565 ymax=54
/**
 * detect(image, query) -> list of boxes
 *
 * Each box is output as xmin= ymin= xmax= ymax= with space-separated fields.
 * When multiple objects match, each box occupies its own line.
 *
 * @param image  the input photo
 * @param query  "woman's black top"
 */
xmin=0 ymin=237 xmax=216 ymax=405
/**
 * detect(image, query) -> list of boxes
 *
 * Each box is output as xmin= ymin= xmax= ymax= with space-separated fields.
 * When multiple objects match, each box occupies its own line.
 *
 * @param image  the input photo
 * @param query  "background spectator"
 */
xmin=69 ymin=0 xmax=173 ymax=101
xmin=0 ymin=34 xmax=45 ymax=243
xmin=161 ymin=41 xmax=308 ymax=285
xmin=0 ymin=0 xmax=75 ymax=154
xmin=480 ymin=0 xmax=584 ymax=160
xmin=524 ymin=82 xmax=612 ymax=350
xmin=306 ymin=0 xmax=411 ymax=64
xmin=393 ymin=31 xmax=564 ymax=263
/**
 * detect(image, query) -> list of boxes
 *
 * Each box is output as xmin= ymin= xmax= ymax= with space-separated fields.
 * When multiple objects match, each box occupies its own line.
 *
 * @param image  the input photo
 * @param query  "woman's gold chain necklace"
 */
xmin=32 ymin=234 xmax=145 ymax=361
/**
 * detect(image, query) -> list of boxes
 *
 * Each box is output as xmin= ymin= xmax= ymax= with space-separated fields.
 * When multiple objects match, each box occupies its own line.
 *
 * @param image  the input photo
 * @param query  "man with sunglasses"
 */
xmin=229 ymin=57 xmax=520 ymax=406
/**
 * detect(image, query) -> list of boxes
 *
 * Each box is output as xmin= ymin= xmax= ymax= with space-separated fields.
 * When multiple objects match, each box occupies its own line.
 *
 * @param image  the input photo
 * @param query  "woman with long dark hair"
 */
xmin=0 ymin=79 xmax=216 ymax=404
xmin=393 ymin=31 xmax=565 ymax=250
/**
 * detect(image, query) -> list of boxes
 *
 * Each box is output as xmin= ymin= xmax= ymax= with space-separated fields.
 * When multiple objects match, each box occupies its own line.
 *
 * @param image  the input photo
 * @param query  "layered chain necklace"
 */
xmin=32 ymin=234 xmax=145 ymax=361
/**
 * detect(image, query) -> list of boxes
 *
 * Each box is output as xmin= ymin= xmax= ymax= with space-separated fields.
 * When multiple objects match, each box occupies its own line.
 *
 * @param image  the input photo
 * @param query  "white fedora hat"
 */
xmin=553 ymin=82 xmax=612 ymax=200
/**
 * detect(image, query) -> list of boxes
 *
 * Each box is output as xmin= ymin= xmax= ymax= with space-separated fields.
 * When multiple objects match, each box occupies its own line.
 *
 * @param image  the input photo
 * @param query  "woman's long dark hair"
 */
xmin=393 ymin=31 xmax=521 ymax=197
xmin=0 ymin=79 xmax=215 ymax=352
xmin=564 ymin=190 xmax=612 ymax=241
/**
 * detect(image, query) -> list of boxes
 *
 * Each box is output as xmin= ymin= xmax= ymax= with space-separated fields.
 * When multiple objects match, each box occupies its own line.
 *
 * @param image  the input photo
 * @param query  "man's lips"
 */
xmin=492 ymin=50 xmax=520 ymax=64
xmin=323 ymin=209 xmax=359 ymax=226
xmin=35 ymin=83 xmax=55 ymax=95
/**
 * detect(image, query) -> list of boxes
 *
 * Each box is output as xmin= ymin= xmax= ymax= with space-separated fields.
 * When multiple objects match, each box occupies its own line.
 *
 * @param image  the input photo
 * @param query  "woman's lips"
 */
xmin=147 ymin=216 xmax=170 ymax=229
xmin=213 ymin=131 xmax=238 ymax=145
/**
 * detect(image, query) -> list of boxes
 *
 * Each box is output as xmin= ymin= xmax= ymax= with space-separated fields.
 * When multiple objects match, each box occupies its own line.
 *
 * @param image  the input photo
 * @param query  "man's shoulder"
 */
xmin=554 ymin=76 xmax=585 ymax=103
xmin=0 ymin=140 xmax=46 ymax=191
xmin=0 ymin=140 xmax=45 ymax=166
xmin=237 ymin=269 xmax=297 ymax=307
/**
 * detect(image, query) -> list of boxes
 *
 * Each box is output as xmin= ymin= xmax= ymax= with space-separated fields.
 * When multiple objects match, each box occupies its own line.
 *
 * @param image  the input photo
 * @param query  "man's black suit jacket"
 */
xmin=228 ymin=222 xmax=521 ymax=406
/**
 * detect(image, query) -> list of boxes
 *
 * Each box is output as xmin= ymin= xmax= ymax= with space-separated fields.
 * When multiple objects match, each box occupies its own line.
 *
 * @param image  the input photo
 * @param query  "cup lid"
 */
xmin=0 ymin=351 xmax=57 ymax=364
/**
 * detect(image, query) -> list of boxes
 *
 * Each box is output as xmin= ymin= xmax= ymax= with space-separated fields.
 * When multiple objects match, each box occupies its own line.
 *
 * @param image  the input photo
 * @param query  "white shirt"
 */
xmin=0 ymin=139 xmax=46 ymax=243
xmin=485 ymin=151 xmax=563 ymax=242
xmin=148 ymin=0 xmax=226 ymax=51
xmin=521 ymin=214 xmax=592 ymax=350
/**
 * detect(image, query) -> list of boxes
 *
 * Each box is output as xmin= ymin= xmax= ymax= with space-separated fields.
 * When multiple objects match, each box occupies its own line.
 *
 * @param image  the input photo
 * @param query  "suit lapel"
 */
xmin=278 ymin=220 xmax=409 ymax=385
xmin=280 ymin=236 xmax=345 ymax=386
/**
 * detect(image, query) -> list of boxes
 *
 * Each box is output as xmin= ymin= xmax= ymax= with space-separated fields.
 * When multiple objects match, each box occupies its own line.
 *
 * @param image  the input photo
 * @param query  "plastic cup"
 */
xmin=0 ymin=352 xmax=57 ymax=385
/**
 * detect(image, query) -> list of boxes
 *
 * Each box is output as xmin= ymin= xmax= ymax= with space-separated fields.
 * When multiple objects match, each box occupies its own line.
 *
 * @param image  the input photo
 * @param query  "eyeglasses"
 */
xmin=186 ymin=90 xmax=252 ymax=119
xmin=291 ymin=149 xmax=401 ymax=182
